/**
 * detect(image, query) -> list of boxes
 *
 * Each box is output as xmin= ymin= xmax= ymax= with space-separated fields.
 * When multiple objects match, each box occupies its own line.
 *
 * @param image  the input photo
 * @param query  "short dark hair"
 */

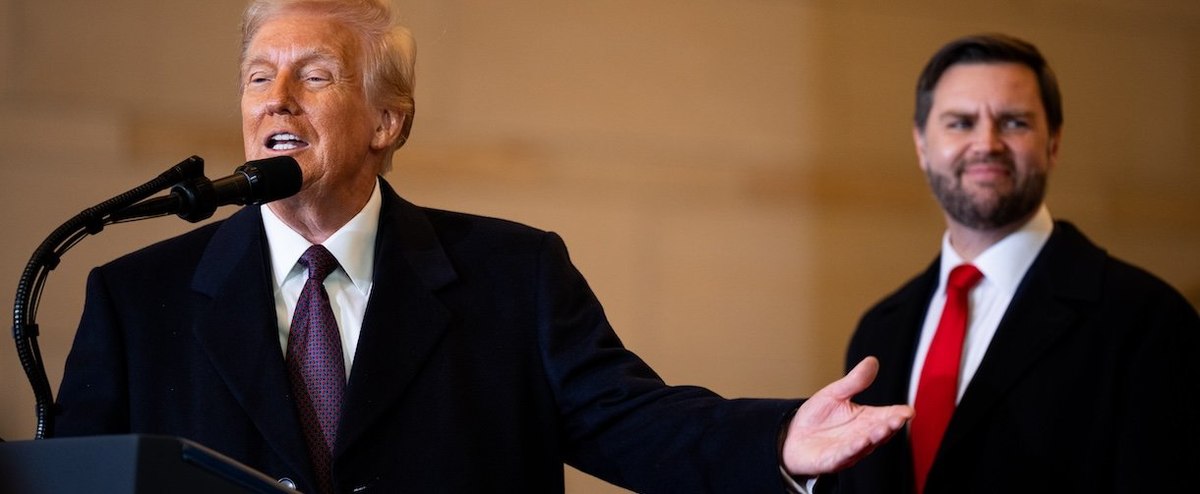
xmin=914 ymin=33 xmax=1062 ymax=134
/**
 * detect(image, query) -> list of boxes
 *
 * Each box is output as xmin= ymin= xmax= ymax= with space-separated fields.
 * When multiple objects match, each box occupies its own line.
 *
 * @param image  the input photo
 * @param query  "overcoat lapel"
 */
xmin=942 ymin=222 xmax=1104 ymax=452
xmin=335 ymin=181 xmax=458 ymax=457
xmin=852 ymin=258 xmax=940 ymax=407
xmin=871 ymin=262 xmax=940 ymax=405
xmin=187 ymin=206 xmax=313 ymax=485
xmin=836 ymin=260 xmax=939 ymax=494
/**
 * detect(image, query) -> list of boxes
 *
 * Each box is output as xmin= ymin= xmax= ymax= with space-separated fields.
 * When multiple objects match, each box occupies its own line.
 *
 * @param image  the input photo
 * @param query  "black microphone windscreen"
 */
xmin=238 ymin=156 xmax=303 ymax=204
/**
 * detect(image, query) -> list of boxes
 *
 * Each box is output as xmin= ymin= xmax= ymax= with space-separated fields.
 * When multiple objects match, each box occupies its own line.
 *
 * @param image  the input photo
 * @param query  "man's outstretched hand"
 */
xmin=782 ymin=356 xmax=913 ymax=476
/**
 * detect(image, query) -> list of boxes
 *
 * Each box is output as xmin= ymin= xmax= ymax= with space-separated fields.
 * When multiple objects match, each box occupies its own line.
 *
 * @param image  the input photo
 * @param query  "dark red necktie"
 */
xmin=911 ymin=264 xmax=983 ymax=493
xmin=286 ymin=245 xmax=345 ymax=494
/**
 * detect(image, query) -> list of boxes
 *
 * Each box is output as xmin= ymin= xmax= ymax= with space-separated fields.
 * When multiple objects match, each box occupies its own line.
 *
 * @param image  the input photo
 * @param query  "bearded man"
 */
xmin=822 ymin=33 xmax=1200 ymax=494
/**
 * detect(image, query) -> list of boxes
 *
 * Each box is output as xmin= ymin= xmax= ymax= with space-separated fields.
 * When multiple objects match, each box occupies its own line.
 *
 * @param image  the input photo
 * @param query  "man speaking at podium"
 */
xmin=54 ymin=1 xmax=911 ymax=492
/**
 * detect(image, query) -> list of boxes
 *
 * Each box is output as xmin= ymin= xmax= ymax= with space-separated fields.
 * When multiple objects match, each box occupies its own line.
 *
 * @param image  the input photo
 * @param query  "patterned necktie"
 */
xmin=286 ymin=245 xmax=345 ymax=494
xmin=910 ymin=263 xmax=983 ymax=493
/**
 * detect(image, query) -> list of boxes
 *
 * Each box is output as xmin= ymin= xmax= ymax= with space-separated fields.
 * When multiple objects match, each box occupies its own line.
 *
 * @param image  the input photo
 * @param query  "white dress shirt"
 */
xmin=907 ymin=205 xmax=1053 ymax=405
xmin=261 ymin=180 xmax=382 ymax=379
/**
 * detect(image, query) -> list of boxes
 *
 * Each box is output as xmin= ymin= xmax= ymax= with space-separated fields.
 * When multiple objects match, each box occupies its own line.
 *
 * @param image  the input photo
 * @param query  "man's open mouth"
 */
xmin=267 ymin=133 xmax=308 ymax=151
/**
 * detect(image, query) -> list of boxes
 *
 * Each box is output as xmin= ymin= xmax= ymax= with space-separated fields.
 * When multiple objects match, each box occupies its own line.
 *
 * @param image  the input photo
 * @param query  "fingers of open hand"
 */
xmin=820 ymin=357 xmax=880 ymax=401
xmin=784 ymin=403 xmax=913 ymax=475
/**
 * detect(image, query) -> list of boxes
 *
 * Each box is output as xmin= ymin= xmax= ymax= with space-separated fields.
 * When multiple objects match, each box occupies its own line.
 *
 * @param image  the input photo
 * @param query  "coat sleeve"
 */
xmin=1108 ymin=270 xmax=1200 ymax=492
xmin=532 ymin=232 xmax=802 ymax=493
xmin=55 ymin=267 xmax=132 ymax=437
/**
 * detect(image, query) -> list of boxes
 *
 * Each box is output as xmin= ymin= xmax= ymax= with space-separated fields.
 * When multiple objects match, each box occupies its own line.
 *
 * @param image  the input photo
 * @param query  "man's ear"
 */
xmin=913 ymin=126 xmax=929 ymax=172
xmin=371 ymin=108 xmax=406 ymax=151
xmin=1046 ymin=128 xmax=1062 ymax=170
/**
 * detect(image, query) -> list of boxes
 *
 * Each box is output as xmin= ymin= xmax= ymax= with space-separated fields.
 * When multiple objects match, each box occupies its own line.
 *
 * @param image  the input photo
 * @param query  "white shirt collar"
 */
xmin=938 ymin=205 xmax=1054 ymax=296
xmin=261 ymin=179 xmax=382 ymax=293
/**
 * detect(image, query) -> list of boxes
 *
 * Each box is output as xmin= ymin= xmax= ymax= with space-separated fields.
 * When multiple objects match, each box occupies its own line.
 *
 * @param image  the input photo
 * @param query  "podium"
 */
xmin=0 ymin=434 xmax=295 ymax=493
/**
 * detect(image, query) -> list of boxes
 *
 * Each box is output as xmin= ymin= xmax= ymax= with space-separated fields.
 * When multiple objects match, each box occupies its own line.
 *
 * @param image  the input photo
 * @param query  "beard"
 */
xmin=925 ymin=154 xmax=1047 ymax=230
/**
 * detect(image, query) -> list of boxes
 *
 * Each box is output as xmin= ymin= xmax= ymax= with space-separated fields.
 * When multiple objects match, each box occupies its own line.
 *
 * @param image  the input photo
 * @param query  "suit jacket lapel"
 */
xmin=944 ymin=222 xmax=1104 ymax=448
xmin=861 ymin=259 xmax=940 ymax=406
xmin=839 ymin=259 xmax=939 ymax=494
xmin=335 ymin=181 xmax=458 ymax=457
xmin=188 ymin=206 xmax=313 ymax=482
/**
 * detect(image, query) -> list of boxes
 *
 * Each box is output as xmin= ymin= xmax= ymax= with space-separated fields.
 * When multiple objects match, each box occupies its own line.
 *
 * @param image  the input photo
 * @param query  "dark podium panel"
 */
xmin=0 ymin=434 xmax=296 ymax=493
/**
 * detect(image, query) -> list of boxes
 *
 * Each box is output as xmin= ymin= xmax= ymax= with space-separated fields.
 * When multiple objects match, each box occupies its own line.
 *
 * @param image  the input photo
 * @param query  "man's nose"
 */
xmin=265 ymin=78 xmax=300 ymax=115
xmin=973 ymin=120 xmax=1006 ymax=153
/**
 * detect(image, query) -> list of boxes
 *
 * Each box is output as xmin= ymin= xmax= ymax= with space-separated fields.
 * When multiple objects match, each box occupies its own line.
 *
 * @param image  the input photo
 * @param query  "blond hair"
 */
xmin=241 ymin=0 xmax=416 ymax=152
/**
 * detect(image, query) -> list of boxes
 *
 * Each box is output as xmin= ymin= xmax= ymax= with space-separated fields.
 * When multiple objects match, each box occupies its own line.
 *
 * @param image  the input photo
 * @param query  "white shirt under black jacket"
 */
xmin=262 ymin=179 xmax=383 ymax=379
xmin=260 ymin=178 xmax=859 ymax=491
xmin=907 ymin=205 xmax=1054 ymax=406
xmin=800 ymin=207 xmax=1055 ymax=494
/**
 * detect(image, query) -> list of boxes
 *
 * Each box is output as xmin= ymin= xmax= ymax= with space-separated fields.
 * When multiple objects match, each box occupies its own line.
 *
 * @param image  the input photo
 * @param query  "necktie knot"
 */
xmin=300 ymin=245 xmax=339 ymax=282
xmin=946 ymin=264 xmax=983 ymax=293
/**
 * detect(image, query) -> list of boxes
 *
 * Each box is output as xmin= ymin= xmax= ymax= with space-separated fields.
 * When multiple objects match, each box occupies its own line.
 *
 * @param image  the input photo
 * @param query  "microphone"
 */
xmin=114 ymin=156 xmax=303 ymax=222
xmin=13 ymin=155 xmax=302 ymax=439
xmin=215 ymin=155 xmax=304 ymax=205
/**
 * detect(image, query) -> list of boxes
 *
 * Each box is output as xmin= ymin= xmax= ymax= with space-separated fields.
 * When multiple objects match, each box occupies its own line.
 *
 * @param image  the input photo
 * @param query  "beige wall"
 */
xmin=1 ymin=1 xmax=1197 ymax=492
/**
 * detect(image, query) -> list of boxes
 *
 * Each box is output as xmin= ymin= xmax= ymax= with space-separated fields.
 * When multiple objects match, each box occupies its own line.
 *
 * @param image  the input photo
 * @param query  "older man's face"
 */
xmin=240 ymin=11 xmax=385 ymax=197
xmin=914 ymin=62 xmax=1060 ymax=231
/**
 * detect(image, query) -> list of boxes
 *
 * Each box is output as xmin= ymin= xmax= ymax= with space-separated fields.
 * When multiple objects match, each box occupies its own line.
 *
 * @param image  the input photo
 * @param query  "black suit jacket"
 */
xmin=56 ymin=180 xmax=801 ymax=493
xmin=828 ymin=221 xmax=1199 ymax=493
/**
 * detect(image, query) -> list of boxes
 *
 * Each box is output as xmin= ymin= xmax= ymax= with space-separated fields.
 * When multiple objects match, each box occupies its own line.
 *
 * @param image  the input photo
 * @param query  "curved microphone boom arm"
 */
xmin=11 ymin=155 xmax=205 ymax=440
xmin=11 ymin=155 xmax=301 ymax=439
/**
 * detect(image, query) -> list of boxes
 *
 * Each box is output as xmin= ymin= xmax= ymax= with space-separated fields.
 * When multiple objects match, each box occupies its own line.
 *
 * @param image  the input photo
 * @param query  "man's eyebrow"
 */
xmin=935 ymin=109 xmax=1036 ymax=119
xmin=936 ymin=110 xmax=976 ymax=120
xmin=241 ymin=47 xmax=343 ymax=72
xmin=996 ymin=110 xmax=1037 ymax=119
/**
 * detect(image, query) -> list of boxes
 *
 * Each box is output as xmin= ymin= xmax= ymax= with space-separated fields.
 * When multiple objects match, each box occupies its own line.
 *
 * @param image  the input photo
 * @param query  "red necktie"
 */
xmin=286 ymin=245 xmax=346 ymax=494
xmin=911 ymin=264 xmax=983 ymax=493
